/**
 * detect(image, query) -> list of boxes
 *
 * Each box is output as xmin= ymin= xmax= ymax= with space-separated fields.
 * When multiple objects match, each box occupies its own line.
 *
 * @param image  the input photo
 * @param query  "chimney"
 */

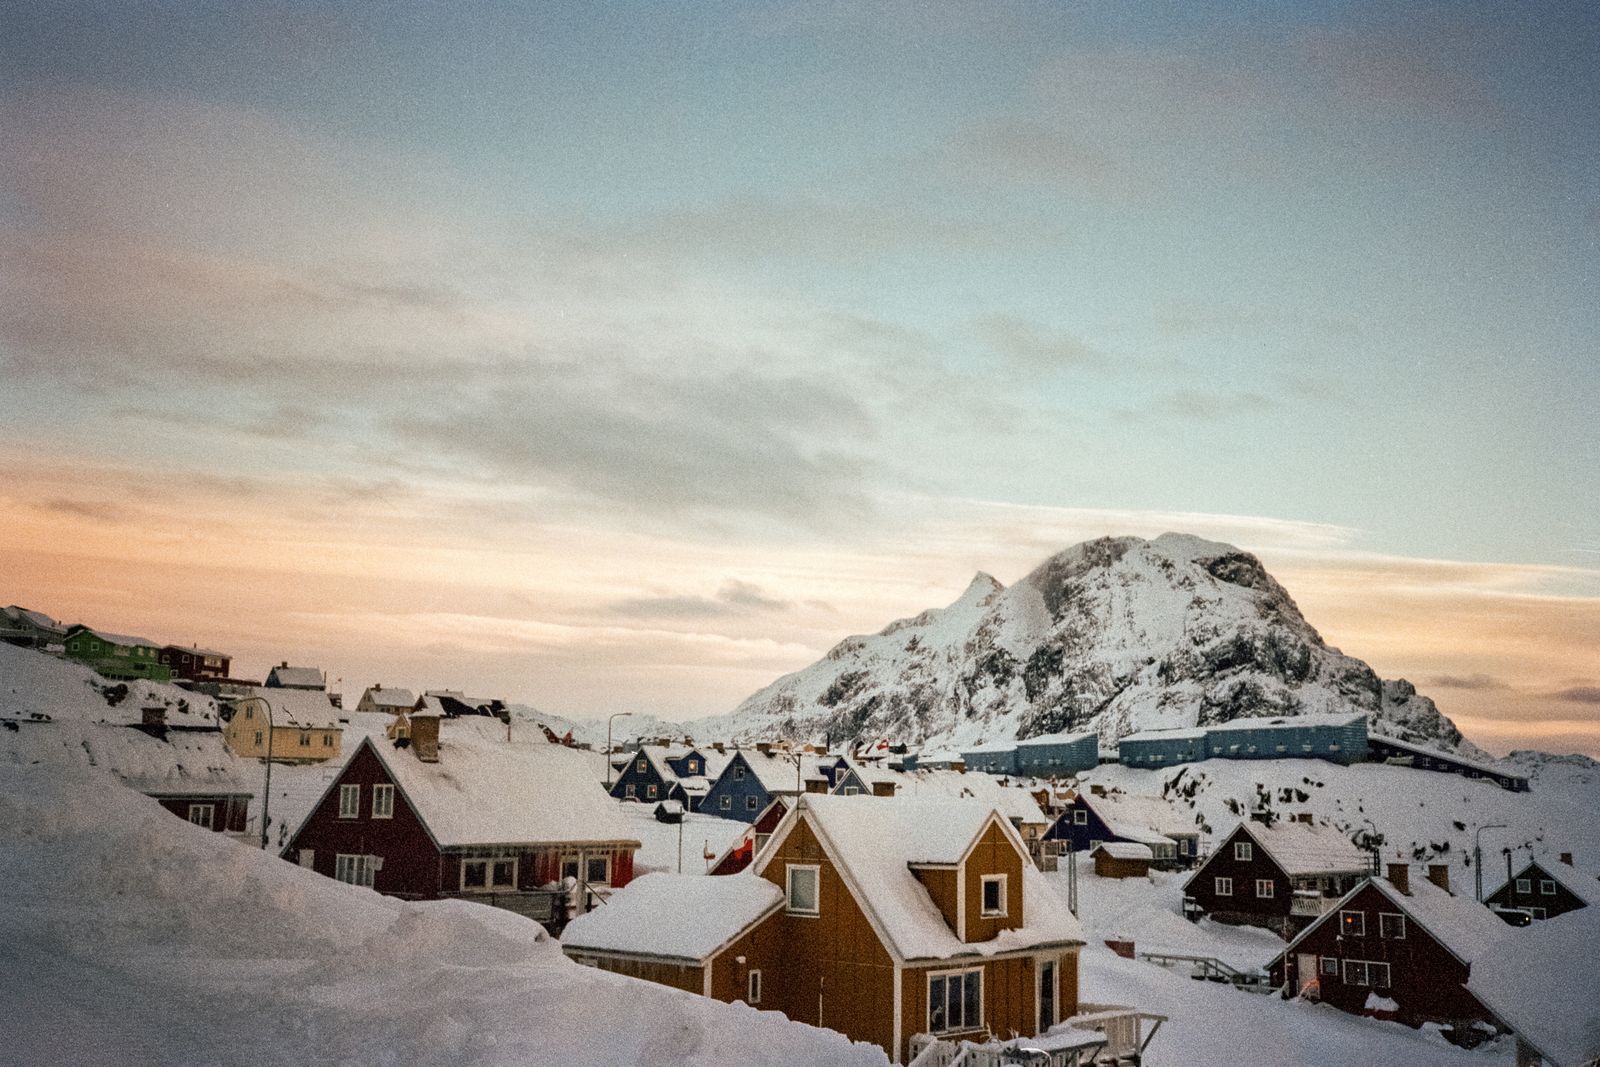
xmin=1426 ymin=864 xmax=1451 ymax=892
xmin=1296 ymin=812 xmax=1313 ymax=824
xmin=712 ymin=741 xmax=725 ymax=753
xmin=1559 ymin=852 xmax=1574 ymax=867
xmin=1387 ymin=863 xmax=1410 ymax=895
xmin=756 ymin=741 xmax=772 ymax=756
xmin=1090 ymin=784 xmax=1107 ymax=797
xmin=280 ymin=660 xmax=288 ymax=668
xmin=410 ymin=714 xmax=440 ymax=763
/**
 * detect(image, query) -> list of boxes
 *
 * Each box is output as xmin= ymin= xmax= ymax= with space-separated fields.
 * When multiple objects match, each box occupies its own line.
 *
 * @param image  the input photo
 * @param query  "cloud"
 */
xmin=972 ymin=313 xmax=1105 ymax=373
xmin=1425 ymin=673 xmax=1510 ymax=691
xmin=1553 ymin=686 xmax=1600 ymax=706
xmin=34 ymin=498 xmax=126 ymax=523
xmin=610 ymin=580 xmax=792 ymax=620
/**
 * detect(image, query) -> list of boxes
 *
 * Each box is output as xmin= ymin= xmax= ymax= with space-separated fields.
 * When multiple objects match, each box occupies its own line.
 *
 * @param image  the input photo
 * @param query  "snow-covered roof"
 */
xmin=1238 ymin=819 xmax=1371 ymax=876
xmin=1119 ymin=726 xmax=1208 ymax=742
xmin=737 ymin=749 xmax=804 ymax=793
xmin=1015 ymin=729 xmax=1097 ymax=748
xmin=1488 ymin=856 xmax=1600 ymax=908
xmin=911 ymin=771 xmax=1049 ymax=826
xmin=1084 ymin=792 xmax=1197 ymax=841
xmin=1467 ymin=908 xmax=1600 ymax=1067
xmin=1365 ymin=875 xmax=1511 ymax=965
xmin=71 ymin=625 xmax=161 ymax=649
xmin=360 ymin=687 xmax=416 ymax=709
xmin=95 ymin=724 xmax=255 ymax=797
xmin=1369 ymin=732 xmax=1526 ymax=781
xmin=265 ymin=665 xmax=324 ymax=688
xmin=3 ymin=606 xmax=63 ymax=631
xmin=560 ymin=873 xmax=783 ymax=962
xmin=961 ymin=739 xmax=1019 ymax=754
xmin=1093 ymin=842 xmax=1154 ymax=861
xmin=243 ymin=688 xmax=341 ymax=729
xmin=1206 ymin=712 xmax=1365 ymax=733
xmin=779 ymin=794 xmax=1085 ymax=962
xmin=355 ymin=719 xmax=639 ymax=849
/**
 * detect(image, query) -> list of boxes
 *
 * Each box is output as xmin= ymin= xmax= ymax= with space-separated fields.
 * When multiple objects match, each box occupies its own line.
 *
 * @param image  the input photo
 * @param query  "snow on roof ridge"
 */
xmin=560 ymin=872 xmax=783 ymax=962
xmin=1240 ymin=818 xmax=1370 ymax=876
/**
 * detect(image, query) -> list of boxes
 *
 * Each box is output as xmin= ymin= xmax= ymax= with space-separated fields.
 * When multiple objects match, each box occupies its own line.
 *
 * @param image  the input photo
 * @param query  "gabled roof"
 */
xmin=1082 ymin=792 xmax=1197 ymax=842
xmin=1488 ymin=857 xmax=1600 ymax=908
xmin=359 ymin=686 xmax=416 ymax=709
xmin=1276 ymin=873 xmax=1510 ymax=972
xmin=767 ymin=794 xmax=1085 ymax=962
xmin=67 ymin=625 xmax=161 ymax=649
xmin=3 ymin=606 xmax=64 ymax=631
xmin=1233 ymin=819 xmax=1370 ymax=876
xmin=341 ymin=720 xmax=639 ymax=850
xmin=242 ymin=687 xmax=341 ymax=729
xmin=731 ymin=749 xmax=804 ymax=794
xmin=561 ymin=873 xmax=783 ymax=963
xmin=1093 ymin=842 xmax=1154 ymax=861
xmin=911 ymin=771 xmax=1050 ymax=826
xmin=1467 ymin=908 xmax=1600 ymax=1067
xmin=265 ymin=665 xmax=324 ymax=688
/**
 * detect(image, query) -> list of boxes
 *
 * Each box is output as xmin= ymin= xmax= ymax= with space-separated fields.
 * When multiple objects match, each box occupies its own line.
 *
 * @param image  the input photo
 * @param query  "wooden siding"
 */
xmin=1268 ymin=882 xmax=1499 ymax=1027
xmin=1093 ymin=851 xmax=1151 ymax=879
xmin=963 ymin=820 xmax=1024 ymax=942
xmin=913 ymin=867 xmax=959 ymax=936
xmin=152 ymin=794 xmax=251 ymax=833
xmin=1483 ymin=861 xmax=1589 ymax=920
xmin=755 ymin=816 xmax=898 ymax=1056
xmin=568 ymin=952 xmax=704 ymax=995
xmin=1185 ymin=825 xmax=1298 ymax=937
xmin=902 ymin=953 xmax=1071 ymax=1061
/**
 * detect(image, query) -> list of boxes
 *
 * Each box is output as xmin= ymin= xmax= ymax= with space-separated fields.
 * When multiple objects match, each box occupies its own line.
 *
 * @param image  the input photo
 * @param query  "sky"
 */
xmin=2 ymin=1 xmax=1597 ymax=755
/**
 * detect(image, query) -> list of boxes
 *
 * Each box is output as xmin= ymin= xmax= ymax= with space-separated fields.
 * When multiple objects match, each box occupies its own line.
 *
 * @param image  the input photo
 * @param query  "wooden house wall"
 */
xmin=963 ymin=821 xmax=1024 ymax=942
xmin=1483 ymin=862 xmax=1589 ymax=920
xmin=1269 ymin=883 xmax=1498 ymax=1027
xmin=287 ymin=742 xmax=441 ymax=897
xmin=1184 ymin=825 xmax=1297 ymax=935
xmin=754 ymin=817 xmax=897 ymax=1056
xmin=153 ymin=794 xmax=251 ymax=833
xmin=573 ymin=952 xmax=704 ymax=995
xmin=1093 ymin=852 xmax=1151 ymax=879
xmin=913 ymin=867 xmax=959 ymax=934
xmin=701 ymin=753 xmax=778 ymax=823
xmin=609 ymin=753 xmax=670 ymax=802
xmin=902 ymin=951 xmax=1077 ymax=1062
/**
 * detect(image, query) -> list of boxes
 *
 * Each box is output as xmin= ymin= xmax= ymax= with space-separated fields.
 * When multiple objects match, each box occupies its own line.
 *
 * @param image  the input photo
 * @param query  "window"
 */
xmin=1541 ymin=880 xmax=1556 ymax=896
xmin=254 ymin=731 xmax=263 ymax=745
xmin=339 ymin=784 xmax=360 ymax=818
xmin=1321 ymin=956 xmax=1339 ymax=976
xmin=1341 ymin=960 xmax=1391 ymax=988
xmin=1255 ymin=879 xmax=1274 ymax=899
xmin=1215 ymin=877 xmax=1233 ymax=897
xmin=324 ymin=734 xmax=334 ymax=747
xmin=928 ymin=969 xmax=982 ymax=1034
xmin=646 ymin=784 xmax=658 ymax=800
xmin=786 ymin=864 xmax=820 ymax=915
xmin=981 ymin=875 xmax=1007 ymax=917
xmin=1275 ymin=744 xmax=1287 ymax=753
xmin=187 ymin=804 xmax=214 ymax=829
xmin=1516 ymin=878 xmax=1531 ymax=894
xmin=747 ymin=969 xmax=762 ymax=1004
xmin=244 ymin=706 xmax=254 ymax=720
xmin=334 ymin=854 xmax=376 ymax=887
xmin=372 ymin=784 xmax=394 ymax=819
xmin=587 ymin=855 xmax=610 ymax=885
xmin=624 ymin=784 xmax=636 ymax=798
xmin=842 ymin=786 xmax=859 ymax=796
xmin=636 ymin=758 xmax=648 ymax=772
xmin=734 ymin=763 xmax=746 ymax=780
xmin=299 ymin=732 xmax=310 ymax=747
xmin=1378 ymin=913 xmax=1405 ymax=939
xmin=1234 ymin=841 xmax=1253 ymax=862
xmin=720 ymin=795 xmax=732 ymax=810
xmin=561 ymin=854 xmax=580 ymax=880
xmin=747 ymin=795 xmax=759 ymax=810
xmin=461 ymin=858 xmax=516 ymax=892
xmin=1073 ymin=809 xmax=1087 ymax=825
xmin=1339 ymin=910 xmax=1366 ymax=937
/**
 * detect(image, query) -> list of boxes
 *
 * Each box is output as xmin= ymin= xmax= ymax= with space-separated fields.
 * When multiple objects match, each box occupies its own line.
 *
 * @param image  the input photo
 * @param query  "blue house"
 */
xmin=700 ymin=747 xmax=803 ymax=822
xmin=1043 ymin=788 xmax=1200 ymax=868
xmin=609 ymin=746 xmax=686 ymax=805
xmin=960 ymin=740 xmax=1019 ymax=775
xmin=1013 ymin=730 xmax=1099 ymax=778
xmin=1204 ymin=712 xmax=1368 ymax=765
xmin=1116 ymin=727 xmax=1209 ymax=768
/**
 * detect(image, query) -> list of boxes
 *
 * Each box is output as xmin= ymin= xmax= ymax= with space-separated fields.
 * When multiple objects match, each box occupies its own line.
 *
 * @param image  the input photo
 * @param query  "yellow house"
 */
xmin=224 ymin=689 xmax=343 ymax=763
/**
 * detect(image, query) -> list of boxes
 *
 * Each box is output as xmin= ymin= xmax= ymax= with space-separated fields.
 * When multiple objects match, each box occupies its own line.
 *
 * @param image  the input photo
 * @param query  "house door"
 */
xmin=1038 ymin=959 xmax=1057 ymax=1031
xmin=1296 ymin=953 xmax=1319 ymax=996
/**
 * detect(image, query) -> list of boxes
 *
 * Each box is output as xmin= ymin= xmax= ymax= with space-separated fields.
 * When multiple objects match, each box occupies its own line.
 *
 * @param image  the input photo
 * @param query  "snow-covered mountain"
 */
xmin=703 ymin=533 xmax=1469 ymax=754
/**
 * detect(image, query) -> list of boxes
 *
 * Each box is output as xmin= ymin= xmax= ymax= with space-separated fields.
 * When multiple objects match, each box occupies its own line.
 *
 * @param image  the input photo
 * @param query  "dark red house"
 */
xmin=1483 ymin=852 xmax=1599 ymax=921
xmin=284 ymin=716 xmax=640 ymax=929
xmin=708 ymin=796 xmax=790 ymax=875
xmin=160 ymin=644 xmax=231 ymax=681
xmin=1270 ymin=863 xmax=1511 ymax=1036
xmin=1182 ymin=816 xmax=1373 ymax=938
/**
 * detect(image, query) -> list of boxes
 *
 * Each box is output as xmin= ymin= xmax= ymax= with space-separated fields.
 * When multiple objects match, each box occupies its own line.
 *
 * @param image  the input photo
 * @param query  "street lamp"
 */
xmin=258 ymin=697 xmax=276 ymax=850
xmin=605 ymin=712 xmax=634 ymax=789
xmin=1474 ymin=824 xmax=1506 ymax=902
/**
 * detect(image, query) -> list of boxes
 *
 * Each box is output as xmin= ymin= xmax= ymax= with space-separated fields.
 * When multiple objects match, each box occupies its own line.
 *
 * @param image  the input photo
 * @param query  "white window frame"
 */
xmin=460 ymin=857 xmax=517 ymax=893
xmin=1255 ymin=879 xmax=1274 ymax=899
xmin=372 ymin=783 xmax=394 ymax=819
xmin=786 ymin=864 xmax=820 ymax=916
xmin=747 ymin=969 xmax=762 ymax=1004
xmin=1215 ymin=877 xmax=1233 ymax=897
xmin=927 ymin=967 xmax=983 ymax=1035
xmin=1378 ymin=912 xmax=1405 ymax=939
xmin=1320 ymin=956 xmax=1338 ymax=976
xmin=1234 ymin=841 xmax=1253 ymax=862
xmin=720 ymin=795 xmax=732 ymax=810
xmin=636 ymin=757 xmax=648 ymax=772
xmin=339 ymin=784 xmax=360 ymax=818
xmin=1339 ymin=909 xmax=1366 ymax=937
xmin=1540 ymin=880 xmax=1556 ymax=896
xmin=624 ymin=783 xmax=636 ymax=798
xmin=1073 ymin=809 xmax=1087 ymax=825
xmin=746 ymin=794 xmax=759 ymax=810
xmin=980 ymin=874 xmax=1008 ymax=917
xmin=842 ymin=785 xmax=859 ymax=796
xmin=187 ymin=803 xmax=214 ymax=829
xmin=1515 ymin=878 xmax=1531 ymax=894
xmin=334 ymin=853 xmax=376 ymax=888
xmin=586 ymin=854 xmax=611 ymax=886
xmin=1341 ymin=960 xmax=1391 ymax=989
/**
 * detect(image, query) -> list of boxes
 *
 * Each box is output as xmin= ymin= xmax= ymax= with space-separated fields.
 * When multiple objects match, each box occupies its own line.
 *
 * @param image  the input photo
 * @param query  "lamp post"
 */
xmin=258 ymin=698 xmax=275 ymax=850
xmin=605 ymin=711 xmax=633 ymax=789
xmin=1474 ymin=823 xmax=1506 ymax=901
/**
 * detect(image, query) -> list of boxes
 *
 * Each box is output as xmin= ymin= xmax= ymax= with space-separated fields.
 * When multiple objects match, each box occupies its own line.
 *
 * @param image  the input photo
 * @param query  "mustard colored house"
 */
xmin=224 ymin=689 xmax=343 ymax=763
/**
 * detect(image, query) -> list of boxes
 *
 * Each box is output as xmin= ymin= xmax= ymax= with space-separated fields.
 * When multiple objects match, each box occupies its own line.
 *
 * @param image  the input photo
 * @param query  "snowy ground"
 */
xmin=0 ymin=762 xmax=887 ymax=1067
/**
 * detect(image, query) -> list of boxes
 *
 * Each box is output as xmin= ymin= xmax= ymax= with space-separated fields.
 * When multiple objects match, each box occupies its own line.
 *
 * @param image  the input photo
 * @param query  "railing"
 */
xmin=1066 ymin=1004 xmax=1167 ymax=1063
xmin=1289 ymin=894 xmax=1338 ymax=917
xmin=909 ymin=1005 xmax=1163 ymax=1066
xmin=443 ymin=888 xmax=561 ymax=922
xmin=1137 ymin=951 xmax=1272 ymax=993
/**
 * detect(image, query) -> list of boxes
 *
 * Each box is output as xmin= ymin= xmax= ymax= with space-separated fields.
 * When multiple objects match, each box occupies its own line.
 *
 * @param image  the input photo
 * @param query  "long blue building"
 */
xmin=1117 ymin=713 xmax=1369 ymax=768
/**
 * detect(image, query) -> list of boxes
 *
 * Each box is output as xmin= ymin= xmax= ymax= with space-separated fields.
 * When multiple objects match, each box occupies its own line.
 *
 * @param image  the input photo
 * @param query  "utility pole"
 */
xmin=1474 ymin=823 xmax=1506 ymax=901
xmin=258 ymin=699 xmax=275 ymax=850
xmin=605 ymin=712 xmax=633 ymax=789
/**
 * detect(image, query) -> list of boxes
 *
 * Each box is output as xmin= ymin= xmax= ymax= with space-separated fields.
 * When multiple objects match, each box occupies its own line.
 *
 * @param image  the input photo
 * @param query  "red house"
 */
xmin=1270 ymin=863 xmax=1511 ymax=1037
xmin=284 ymin=715 xmax=640 ymax=929
xmin=1182 ymin=816 xmax=1372 ymax=938
xmin=708 ymin=796 xmax=790 ymax=875
xmin=160 ymin=644 xmax=231 ymax=681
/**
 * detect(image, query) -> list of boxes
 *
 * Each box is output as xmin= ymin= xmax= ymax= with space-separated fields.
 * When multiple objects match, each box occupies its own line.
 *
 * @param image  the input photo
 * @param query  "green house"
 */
xmin=63 ymin=625 xmax=173 ymax=682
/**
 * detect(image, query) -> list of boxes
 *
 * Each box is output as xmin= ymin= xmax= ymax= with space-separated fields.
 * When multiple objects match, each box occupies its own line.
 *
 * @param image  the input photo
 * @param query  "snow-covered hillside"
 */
xmin=703 ymin=534 xmax=1472 ymax=754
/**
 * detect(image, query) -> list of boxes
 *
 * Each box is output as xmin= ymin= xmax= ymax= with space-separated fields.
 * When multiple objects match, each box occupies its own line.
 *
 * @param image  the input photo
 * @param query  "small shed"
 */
xmin=1092 ymin=841 xmax=1154 ymax=879
xmin=654 ymin=800 xmax=685 ymax=823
